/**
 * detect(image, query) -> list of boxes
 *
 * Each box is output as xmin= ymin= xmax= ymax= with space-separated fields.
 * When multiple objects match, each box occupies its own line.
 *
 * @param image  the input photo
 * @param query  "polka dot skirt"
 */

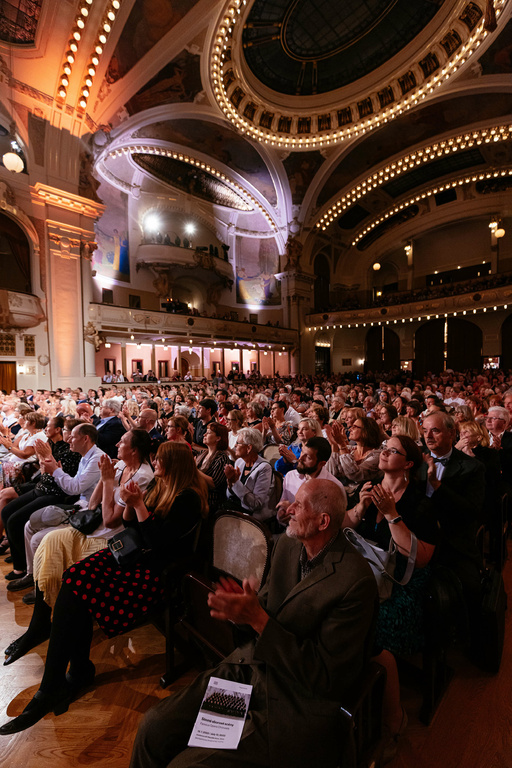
xmin=63 ymin=548 xmax=164 ymax=637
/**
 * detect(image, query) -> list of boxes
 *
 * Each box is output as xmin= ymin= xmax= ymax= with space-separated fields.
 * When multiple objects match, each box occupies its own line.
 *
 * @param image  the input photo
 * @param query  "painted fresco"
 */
xmin=93 ymin=183 xmax=130 ymax=283
xmin=125 ymin=50 xmax=202 ymax=115
xmin=132 ymin=119 xmax=278 ymax=206
xmin=235 ymin=236 xmax=281 ymax=306
xmin=105 ymin=0 xmax=199 ymax=83
xmin=317 ymin=91 xmax=512 ymax=206
xmin=283 ymin=151 xmax=324 ymax=204
xmin=478 ymin=18 xmax=512 ymax=74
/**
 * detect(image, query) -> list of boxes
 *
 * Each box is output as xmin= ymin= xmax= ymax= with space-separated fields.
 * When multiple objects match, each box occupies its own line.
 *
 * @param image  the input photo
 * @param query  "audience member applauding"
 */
xmin=195 ymin=422 xmax=230 ymax=514
xmin=0 ymin=442 xmax=208 ymax=734
xmin=274 ymin=417 xmax=322 ymax=476
xmin=224 ymin=428 xmax=274 ymax=521
xmin=262 ymin=400 xmax=296 ymax=446
xmin=326 ymin=416 xmax=384 ymax=500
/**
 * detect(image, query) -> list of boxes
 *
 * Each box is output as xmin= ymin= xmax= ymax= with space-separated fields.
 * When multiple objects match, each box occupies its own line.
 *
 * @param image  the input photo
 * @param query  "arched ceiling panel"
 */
xmin=317 ymin=89 xmax=512 ymax=207
xmin=124 ymin=50 xmax=202 ymax=116
xmin=130 ymin=118 xmax=277 ymax=205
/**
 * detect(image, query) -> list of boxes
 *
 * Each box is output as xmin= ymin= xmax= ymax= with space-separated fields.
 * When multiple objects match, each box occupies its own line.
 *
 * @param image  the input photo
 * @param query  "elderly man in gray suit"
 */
xmin=130 ymin=478 xmax=377 ymax=768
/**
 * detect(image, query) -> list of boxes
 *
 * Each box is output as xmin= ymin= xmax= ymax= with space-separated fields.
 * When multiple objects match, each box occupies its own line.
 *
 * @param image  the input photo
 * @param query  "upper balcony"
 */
xmin=135 ymin=242 xmax=234 ymax=286
xmin=307 ymin=273 xmax=512 ymax=328
xmin=89 ymin=303 xmax=298 ymax=349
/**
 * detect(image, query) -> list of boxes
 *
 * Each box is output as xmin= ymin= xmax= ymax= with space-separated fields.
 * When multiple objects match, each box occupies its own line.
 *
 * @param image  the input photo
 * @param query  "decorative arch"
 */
xmin=0 ymin=212 xmax=32 ymax=293
xmin=414 ymin=317 xmax=482 ymax=377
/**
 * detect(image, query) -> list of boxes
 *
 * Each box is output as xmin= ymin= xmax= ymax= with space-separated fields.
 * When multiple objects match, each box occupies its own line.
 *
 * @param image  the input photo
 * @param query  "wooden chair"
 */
xmin=261 ymin=444 xmax=281 ymax=467
xmin=171 ymin=511 xmax=273 ymax=674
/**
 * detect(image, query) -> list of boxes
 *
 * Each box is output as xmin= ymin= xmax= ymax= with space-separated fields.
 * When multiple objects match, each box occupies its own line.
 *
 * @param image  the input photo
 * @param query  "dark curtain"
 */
xmin=0 ymin=362 xmax=16 ymax=394
xmin=365 ymin=327 xmax=400 ymax=372
xmin=447 ymin=318 xmax=482 ymax=371
xmin=414 ymin=320 xmax=444 ymax=378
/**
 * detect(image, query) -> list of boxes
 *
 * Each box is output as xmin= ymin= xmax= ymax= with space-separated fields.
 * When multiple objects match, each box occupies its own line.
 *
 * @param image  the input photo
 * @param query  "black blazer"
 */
xmin=96 ymin=416 xmax=126 ymax=459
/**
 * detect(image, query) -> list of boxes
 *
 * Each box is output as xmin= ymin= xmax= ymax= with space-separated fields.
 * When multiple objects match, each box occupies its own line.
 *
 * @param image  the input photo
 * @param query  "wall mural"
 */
xmin=93 ymin=183 xmax=130 ymax=283
xmin=132 ymin=119 xmax=278 ymax=206
xmin=125 ymin=50 xmax=202 ymax=115
xmin=105 ymin=0 xmax=199 ymax=83
xmin=235 ymin=236 xmax=281 ymax=306
xmin=283 ymin=151 xmax=324 ymax=204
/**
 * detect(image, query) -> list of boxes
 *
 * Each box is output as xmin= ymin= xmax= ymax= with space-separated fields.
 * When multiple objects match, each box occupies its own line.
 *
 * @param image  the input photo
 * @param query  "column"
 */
xmin=200 ymin=346 xmax=204 ymax=378
xmin=177 ymin=348 xmax=183 ymax=378
xmin=222 ymin=348 xmax=227 ymax=377
xmin=121 ymin=344 xmax=127 ymax=379
xmin=151 ymin=344 xmax=156 ymax=375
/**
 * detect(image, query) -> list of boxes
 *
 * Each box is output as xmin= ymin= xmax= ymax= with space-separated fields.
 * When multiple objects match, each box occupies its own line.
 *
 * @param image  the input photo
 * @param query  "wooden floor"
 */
xmin=1 ymin=551 xmax=512 ymax=768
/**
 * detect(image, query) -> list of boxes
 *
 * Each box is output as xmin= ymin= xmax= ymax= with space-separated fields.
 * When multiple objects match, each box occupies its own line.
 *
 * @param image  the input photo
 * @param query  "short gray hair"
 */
xmin=104 ymin=398 xmax=121 ymax=414
xmin=237 ymin=427 xmax=263 ymax=453
xmin=488 ymin=406 xmax=510 ymax=428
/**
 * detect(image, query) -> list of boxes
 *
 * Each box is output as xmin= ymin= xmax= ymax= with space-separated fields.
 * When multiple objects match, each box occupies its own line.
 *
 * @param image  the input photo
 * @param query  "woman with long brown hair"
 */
xmin=0 ymin=441 xmax=209 ymax=734
xmin=195 ymin=422 xmax=230 ymax=513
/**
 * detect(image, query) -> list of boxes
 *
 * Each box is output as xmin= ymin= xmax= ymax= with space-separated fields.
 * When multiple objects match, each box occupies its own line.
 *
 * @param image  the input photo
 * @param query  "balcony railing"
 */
xmin=89 ymin=303 xmax=298 ymax=347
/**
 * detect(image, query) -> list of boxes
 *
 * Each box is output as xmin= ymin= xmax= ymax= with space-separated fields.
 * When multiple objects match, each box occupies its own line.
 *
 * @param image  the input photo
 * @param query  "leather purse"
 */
xmin=68 ymin=506 xmax=103 ymax=535
xmin=108 ymin=527 xmax=148 ymax=567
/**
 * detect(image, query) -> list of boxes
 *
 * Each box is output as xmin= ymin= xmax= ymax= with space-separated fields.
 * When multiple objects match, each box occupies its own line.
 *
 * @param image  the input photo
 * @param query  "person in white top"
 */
xmin=277 ymin=437 xmax=346 ymax=526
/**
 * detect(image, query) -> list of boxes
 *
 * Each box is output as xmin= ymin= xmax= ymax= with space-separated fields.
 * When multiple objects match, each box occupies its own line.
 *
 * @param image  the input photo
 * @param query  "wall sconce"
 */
xmin=17 ymin=363 xmax=25 ymax=374
xmin=372 ymin=262 xmax=381 ymax=271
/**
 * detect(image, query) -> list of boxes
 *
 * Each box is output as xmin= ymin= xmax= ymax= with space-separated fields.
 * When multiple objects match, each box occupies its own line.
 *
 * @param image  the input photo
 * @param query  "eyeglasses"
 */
xmin=381 ymin=447 xmax=406 ymax=456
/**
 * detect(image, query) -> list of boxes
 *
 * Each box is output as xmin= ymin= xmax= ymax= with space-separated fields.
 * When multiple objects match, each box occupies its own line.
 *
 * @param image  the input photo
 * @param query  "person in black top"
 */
xmin=192 ymin=398 xmax=217 ymax=450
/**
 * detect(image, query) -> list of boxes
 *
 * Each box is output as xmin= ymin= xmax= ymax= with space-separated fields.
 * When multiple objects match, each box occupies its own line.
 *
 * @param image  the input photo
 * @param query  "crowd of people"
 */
xmin=0 ymin=365 xmax=511 ymax=764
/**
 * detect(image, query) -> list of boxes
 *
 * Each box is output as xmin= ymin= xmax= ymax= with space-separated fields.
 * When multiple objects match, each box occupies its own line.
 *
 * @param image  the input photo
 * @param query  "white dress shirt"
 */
xmin=52 ymin=444 xmax=106 ymax=503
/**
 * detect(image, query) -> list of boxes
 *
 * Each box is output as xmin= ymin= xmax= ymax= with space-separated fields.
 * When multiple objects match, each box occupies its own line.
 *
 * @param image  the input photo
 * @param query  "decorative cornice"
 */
xmin=31 ymin=183 xmax=106 ymax=218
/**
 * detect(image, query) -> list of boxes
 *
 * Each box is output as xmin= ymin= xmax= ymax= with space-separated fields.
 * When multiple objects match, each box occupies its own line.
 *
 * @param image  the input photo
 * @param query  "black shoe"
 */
xmin=5 ymin=570 xmax=26 ymax=581
xmin=22 ymin=589 xmax=36 ymax=605
xmin=0 ymin=688 xmax=70 ymax=735
xmin=4 ymin=555 xmax=13 ymax=563
xmin=3 ymin=629 xmax=51 ymax=666
xmin=4 ymin=638 xmax=20 ymax=656
xmin=0 ymin=537 xmax=9 ymax=555
xmin=7 ymin=574 xmax=34 ymax=592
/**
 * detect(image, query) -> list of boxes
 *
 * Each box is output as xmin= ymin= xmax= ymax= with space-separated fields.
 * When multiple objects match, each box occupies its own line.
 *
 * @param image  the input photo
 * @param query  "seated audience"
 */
xmin=0 ymin=441 xmax=209 ymax=734
xmin=195 ymin=422 xmax=230 ymax=514
xmin=129 ymin=480 xmax=377 ymax=768
xmin=326 ymin=416 xmax=384 ymax=499
xmin=262 ymin=400 xmax=296 ymax=446
xmin=274 ymin=417 xmax=322 ymax=476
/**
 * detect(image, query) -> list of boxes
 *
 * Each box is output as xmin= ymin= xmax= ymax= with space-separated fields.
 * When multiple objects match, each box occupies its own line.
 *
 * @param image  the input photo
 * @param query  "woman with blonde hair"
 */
xmin=0 ymin=441 xmax=209 ymax=734
xmin=391 ymin=416 xmax=421 ymax=444
xmin=166 ymin=414 xmax=192 ymax=445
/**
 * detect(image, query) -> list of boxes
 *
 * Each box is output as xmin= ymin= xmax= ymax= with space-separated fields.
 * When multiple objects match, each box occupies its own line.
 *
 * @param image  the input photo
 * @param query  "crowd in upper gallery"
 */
xmin=0 ymin=366 xmax=510 ymax=755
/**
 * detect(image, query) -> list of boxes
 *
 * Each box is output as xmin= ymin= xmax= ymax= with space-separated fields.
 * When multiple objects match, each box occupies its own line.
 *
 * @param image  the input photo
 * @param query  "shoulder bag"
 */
xmin=69 ymin=506 xmax=103 ymax=535
xmin=108 ymin=526 xmax=149 ymax=567
xmin=344 ymin=527 xmax=418 ymax=602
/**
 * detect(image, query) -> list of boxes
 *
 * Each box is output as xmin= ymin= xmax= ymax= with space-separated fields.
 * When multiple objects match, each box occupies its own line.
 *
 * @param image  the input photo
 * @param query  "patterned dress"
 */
xmin=63 ymin=488 xmax=203 ymax=637
xmin=356 ymin=483 xmax=438 ymax=656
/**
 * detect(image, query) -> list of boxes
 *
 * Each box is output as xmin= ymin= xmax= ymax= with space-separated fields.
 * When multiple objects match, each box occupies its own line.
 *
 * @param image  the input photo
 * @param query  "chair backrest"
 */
xmin=261 ymin=444 xmax=281 ymax=466
xmin=212 ymin=511 xmax=273 ymax=590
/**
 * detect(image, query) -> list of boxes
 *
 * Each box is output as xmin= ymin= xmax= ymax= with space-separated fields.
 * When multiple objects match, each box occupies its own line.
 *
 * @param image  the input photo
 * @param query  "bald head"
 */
xmin=139 ymin=409 xmax=158 ymax=431
xmin=286 ymin=479 xmax=346 ymax=556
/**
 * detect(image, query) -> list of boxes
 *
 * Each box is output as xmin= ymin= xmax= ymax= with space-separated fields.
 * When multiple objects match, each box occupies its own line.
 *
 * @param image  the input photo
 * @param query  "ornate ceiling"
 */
xmin=1 ymin=0 xmax=511 ymax=265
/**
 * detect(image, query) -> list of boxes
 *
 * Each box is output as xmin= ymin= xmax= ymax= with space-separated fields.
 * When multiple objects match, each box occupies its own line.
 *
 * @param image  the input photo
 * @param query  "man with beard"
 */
xmin=277 ymin=436 xmax=346 ymax=526
xmin=130 ymin=479 xmax=377 ymax=768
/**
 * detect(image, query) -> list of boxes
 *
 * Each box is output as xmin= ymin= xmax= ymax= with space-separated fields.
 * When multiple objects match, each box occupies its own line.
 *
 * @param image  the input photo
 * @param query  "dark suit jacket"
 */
xmin=418 ymin=447 xmax=485 ymax=592
xmin=216 ymin=532 xmax=378 ymax=767
xmin=96 ymin=416 xmax=126 ymax=459
xmin=497 ymin=431 xmax=512 ymax=489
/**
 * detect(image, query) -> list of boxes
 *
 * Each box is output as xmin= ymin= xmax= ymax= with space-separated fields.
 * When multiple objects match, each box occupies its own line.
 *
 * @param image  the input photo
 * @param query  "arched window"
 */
xmin=0 ymin=213 xmax=31 ymax=293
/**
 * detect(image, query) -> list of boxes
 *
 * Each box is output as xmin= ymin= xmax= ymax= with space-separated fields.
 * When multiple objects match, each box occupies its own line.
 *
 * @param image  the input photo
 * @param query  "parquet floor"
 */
xmin=1 ymin=549 xmax=511 ymax=767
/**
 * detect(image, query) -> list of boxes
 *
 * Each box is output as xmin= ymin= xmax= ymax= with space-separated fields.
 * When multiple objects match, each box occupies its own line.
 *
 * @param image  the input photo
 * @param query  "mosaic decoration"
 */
xmin=235 ymin=236 xmax=281 ymax=306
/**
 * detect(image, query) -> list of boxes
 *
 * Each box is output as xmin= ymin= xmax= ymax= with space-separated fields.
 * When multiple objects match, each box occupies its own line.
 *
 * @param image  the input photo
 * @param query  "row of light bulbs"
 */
xmin=106 ymin=144 xmax=277 ymax=229
xmin=307 ymin=304 xmax=510 ymax=333
xmin=317 ymin=123 xmax=512 ymax=230
xmin=350 ymin=166 xmax=512 ymax=246
xmin=57 ymin=1 xmax=121 ymax=111
xmin=210 ymin=0 xmax=502 ymax=148
xmin=105 ymin=339 xmax=288 ymax=353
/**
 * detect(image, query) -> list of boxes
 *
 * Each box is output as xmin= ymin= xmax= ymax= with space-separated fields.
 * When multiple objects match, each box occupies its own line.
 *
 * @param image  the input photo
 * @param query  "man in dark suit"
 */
xmin=138 ymin=408 xmax=166 ymax=450
xmin=95 ymin=399 xmax=126 ymax=459
xmin=130 ymin=479 xmax=377 ymax=768
xmin=419 ymin=412 xmax=485 ymax=611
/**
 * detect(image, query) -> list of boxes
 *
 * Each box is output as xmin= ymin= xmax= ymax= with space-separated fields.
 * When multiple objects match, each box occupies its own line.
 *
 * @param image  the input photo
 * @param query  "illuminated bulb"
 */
xmin=61 ymin=76 xmax=69 ymax=87
xmin=77 ymin=18 xmax=85 ymax=28
xmin=95 ymin=45 xmax=103 ymax=54
xmin=85 ymin=77 xmax=93 ymax=87
xmin=58 ymin=88 xmax=67 ymax=98
xmin=70 ymin=41 xmax=78 ymax=52
xmin=81 ymin=6 xmax=89 ymax=15
xmin=67 ymin=52 xmax=75 ymax=63
xmin=88 ymin=66 xmax=96 ymax=76
xmin=73 ymin=30 xmax=81 ymax=40
xmin=103 ymin=22 xmax=111 ymax=32
xmin=107 ymin=10 xmax=115 ymax=20
xmin=99 ymin=33 xmax=107 ymax=44
xmin=112 ymin=0 xmax=120 ymax=7
xmin=63 ymin=64 xmax=72 ymax=75
xmin=82 ymin=88 xmax=90 ymax=97
xmin=79 ymin=98 xmax=87 ymax=108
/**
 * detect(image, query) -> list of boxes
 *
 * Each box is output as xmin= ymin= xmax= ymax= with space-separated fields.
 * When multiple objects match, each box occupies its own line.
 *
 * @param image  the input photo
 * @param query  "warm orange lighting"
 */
xmin=99 ymin=33 xmax=107 ymax=43
xmin=70 ymin=42 xmax=78 ymax=52
xmin=66 ymin=53 xmax=74 ymax=63
xmin=79 ymin=98 xmax=87 ymax=108
xmin=88 ymin=66 xmax=96 ymax=76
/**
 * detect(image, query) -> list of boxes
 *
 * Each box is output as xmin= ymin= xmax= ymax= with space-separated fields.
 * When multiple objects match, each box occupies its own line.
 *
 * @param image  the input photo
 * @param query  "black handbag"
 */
xmin=108 ymin=527 xmax=149 ymax=567
xmin=68 ymin=506 xmax=103 ymax=535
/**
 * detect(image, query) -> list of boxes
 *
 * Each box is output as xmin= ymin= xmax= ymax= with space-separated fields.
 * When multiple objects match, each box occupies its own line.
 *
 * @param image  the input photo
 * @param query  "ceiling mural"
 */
xmin=478 ymin=17 xmax=512 ymax=73
xmin=133 ymin=153 xmax=254 ymax=210
xmin=105 ymin=0 xmax=199 ymax=83
xmin=0 ymin=0 xmax=42 ymax=44
xmin=132 ymin=119 xmax=278 ymax=205
xmin=282 ymin=151 xmax=324 ymax=205
xmin=125 ymin=50 xmax=202 ymax=115
xmin=317 ymin=91 xmax=512 ymax=206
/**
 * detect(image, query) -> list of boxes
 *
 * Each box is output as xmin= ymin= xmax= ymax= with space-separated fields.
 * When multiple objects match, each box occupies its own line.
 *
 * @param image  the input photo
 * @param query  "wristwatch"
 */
xmin=388 ymin=516 xmax=402 ymax=525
